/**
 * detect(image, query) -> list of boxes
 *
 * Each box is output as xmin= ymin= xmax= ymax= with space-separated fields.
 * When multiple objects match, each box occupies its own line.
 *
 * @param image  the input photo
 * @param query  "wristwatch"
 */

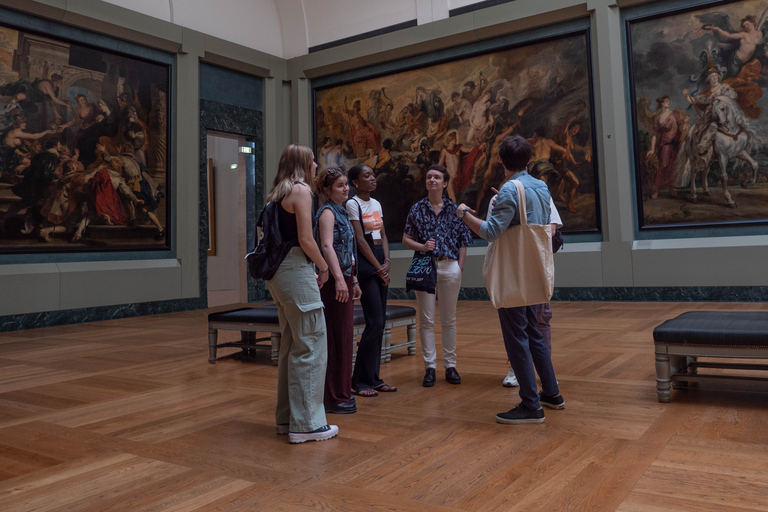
xmin=457 ymin=208 xmax=468 ymax=219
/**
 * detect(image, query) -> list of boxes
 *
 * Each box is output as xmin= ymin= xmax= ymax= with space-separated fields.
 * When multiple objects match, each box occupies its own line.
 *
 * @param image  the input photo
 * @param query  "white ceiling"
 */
xmin=101 ymin=0 xmax=489 ymax=59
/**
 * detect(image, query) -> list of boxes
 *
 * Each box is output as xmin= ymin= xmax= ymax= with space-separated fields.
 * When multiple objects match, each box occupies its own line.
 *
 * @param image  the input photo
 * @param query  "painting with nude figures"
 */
xmin=313 ymin=30 xmax=599 ymax=242
xmin=0 ymin=20 xmax=169 ymax=253
xmin=629 ymin=0 xmax=768 ymax=230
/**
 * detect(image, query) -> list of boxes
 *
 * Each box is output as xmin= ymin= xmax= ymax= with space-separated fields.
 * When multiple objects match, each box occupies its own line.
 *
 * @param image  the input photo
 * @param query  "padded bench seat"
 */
xmin=653 ymin=311 xmax=768 ymax=402
xmin=208 ymin=304 xmax=416 ymax=365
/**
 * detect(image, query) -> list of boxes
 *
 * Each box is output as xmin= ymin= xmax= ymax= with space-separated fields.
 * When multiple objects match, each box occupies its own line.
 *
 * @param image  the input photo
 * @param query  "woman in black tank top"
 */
xmin=265 ymin=144 xmax=338 ymax=444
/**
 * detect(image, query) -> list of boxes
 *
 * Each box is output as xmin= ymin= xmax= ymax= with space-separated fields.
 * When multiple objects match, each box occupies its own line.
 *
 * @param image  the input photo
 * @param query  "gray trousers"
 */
xmin=267 ymin=247 xmax=328 ymax=432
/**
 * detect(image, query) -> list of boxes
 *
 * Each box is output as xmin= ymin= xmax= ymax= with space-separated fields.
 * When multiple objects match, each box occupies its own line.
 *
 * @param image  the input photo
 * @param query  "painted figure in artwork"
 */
xmin=344 ymin=97 xmax=381 ymax=157
xmin=678 ymin=60 xmax=758 ymax=207
xmin=437 ymin=130 xmax=485 ymax=200
xmin=553 ymin=105 xmax=590 ymax=212
xmin=0 ymin=117 xmax=54 ymax=176
xmin=700 ymin=10 xmax=768 ymax=77
xmin=638 ymin=95 xmax=681 ymax=200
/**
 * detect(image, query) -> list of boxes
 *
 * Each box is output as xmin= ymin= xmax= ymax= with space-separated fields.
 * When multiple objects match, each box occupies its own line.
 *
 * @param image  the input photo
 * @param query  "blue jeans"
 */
xmin=498 ymin=305 xmax=559 ymax=410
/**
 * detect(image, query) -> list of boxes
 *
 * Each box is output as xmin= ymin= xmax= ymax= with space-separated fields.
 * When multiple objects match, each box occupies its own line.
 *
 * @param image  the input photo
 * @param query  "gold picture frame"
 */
xmin=207 ymin=158 xmax=216 ymax=256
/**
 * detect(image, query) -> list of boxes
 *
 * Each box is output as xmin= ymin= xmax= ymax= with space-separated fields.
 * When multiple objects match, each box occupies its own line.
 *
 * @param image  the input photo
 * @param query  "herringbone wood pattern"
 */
xmin=1 ymin=301 xmax=767 ymax=511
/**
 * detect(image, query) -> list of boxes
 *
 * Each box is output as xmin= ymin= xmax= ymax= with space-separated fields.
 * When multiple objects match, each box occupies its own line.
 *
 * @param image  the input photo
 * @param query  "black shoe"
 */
xmin=445 ymin=367 xmax=461 ymax=385
xmin=423 ymin=368 xmax=436 ymax=387
xmin=496 ymin=403 xmax=545 ymax=424
xmin=325 ymin=400 xmax=357 ymax=414
xmin=538 ymin=391 xmax=565 ymax=410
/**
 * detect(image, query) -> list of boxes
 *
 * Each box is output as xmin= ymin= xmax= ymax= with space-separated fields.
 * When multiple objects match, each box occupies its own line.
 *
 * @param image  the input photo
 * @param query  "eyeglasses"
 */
xmin=327 ymin=168 xmax=341 ymax=175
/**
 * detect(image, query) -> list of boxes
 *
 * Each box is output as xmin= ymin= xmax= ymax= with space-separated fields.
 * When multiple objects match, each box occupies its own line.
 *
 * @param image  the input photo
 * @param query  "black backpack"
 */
xmin=245 ymin=202 xmax=294 ymax=280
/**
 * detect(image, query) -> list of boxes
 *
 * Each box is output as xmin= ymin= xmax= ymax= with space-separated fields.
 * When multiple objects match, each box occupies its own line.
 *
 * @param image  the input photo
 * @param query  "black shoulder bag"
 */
xmin=245 ymin=201 xmax=294 ymax=281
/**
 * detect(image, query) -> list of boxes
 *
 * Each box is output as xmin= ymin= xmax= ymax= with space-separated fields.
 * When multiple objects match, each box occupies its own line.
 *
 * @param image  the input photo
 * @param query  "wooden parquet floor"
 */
xmin=1 ymin=300 xmax=768 ymax=511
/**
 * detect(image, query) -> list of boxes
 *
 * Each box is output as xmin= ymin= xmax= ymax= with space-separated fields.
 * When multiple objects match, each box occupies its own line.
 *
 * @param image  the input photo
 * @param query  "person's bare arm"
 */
xmin=379 ymin=224 xmax=391 ymax=285
xmin=710 ymin=26 xmax=742 ymax=40
xmin=549 ymin=140 xmax=567 ymax=154
xmin=39 ymin=82 xmax=72 ymax=110
xmin=456 ymin=204 xmax=482 ymax=235
xmin=285 ymin=184 xmax=329 ymax=286
xmin=18 ymin=129 xmax=54 ymax=140
xmin=402 ymin=232 xmax=434 ymax=252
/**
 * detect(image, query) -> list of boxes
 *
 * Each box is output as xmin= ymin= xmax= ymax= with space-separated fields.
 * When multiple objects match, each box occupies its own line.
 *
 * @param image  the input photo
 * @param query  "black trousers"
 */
xmin=352 ymin=244 xmax=387 ymax=391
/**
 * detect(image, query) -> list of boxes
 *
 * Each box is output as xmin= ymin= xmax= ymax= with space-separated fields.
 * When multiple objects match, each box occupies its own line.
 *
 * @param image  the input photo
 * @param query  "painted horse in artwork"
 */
xmin=677 ymin=95 xmax=759 ymax=207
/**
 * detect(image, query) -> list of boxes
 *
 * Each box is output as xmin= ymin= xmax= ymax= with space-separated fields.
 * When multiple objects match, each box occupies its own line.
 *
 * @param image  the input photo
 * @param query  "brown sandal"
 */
xmin=374 ymin=383 xmax=397 ymax=392
xmin=353 ymin=388 xmax=378 ymax=397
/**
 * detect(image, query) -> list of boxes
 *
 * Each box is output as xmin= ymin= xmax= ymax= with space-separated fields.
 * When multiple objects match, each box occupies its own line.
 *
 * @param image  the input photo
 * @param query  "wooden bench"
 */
xmin=208 ymin=304 xmax=417 ymax=365
xmin=653 ymin=311 xmax=768 ymax=402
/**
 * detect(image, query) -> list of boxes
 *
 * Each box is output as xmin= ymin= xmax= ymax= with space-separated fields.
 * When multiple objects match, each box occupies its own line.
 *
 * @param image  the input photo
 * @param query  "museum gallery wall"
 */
xmin=628 ymin=0 xmax=768 ymax=230
xmin=314 ymin=29 xmax=600 ymax=242
xmin=0 ymin=19 xmax=170 ymax=253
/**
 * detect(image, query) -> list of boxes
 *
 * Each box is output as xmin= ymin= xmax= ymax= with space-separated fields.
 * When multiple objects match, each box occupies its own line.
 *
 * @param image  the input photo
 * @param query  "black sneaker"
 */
xmin=445 ymin=367 xmax=461 ymax=385
xmin=496 ymin=403 xmax=545 ymax=424
xmin=423 ymin=368 xmax=436 ymax=387
xmin=538 ymin=391 xmax=565 ymax=410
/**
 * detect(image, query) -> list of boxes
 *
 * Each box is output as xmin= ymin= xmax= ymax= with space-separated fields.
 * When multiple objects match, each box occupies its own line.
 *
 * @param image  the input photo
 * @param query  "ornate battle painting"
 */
xmin=314 ymin=30 xmax=599 ymax=242
xmin=629 ymin=0 xmax=768 ymax=229
xmin=0 ymin=23 xmax=169 ymax=253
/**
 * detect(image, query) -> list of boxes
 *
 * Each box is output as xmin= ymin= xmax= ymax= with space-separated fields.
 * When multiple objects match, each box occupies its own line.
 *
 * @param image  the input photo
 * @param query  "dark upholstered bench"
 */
xmin=208 ymin=304 xmax=416 ymax=365
xmin=653 ymin=311 xmax=768 ymax=402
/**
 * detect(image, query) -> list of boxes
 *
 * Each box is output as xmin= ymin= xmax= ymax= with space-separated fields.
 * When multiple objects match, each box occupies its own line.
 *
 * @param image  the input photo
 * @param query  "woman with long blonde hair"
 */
xmin=267 ymin=144 xmax=337 ymax=444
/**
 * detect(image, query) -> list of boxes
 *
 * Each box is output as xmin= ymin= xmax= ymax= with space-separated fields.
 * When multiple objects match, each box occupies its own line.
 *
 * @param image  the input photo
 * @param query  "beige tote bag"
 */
xmin=482 ymin=179 xmax=554 ymax=309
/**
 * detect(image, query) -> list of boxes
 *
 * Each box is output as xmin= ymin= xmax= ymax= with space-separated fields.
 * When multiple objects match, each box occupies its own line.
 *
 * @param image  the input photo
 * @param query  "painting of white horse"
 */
xmin=629 ymin=0 xmax=768 ymax=229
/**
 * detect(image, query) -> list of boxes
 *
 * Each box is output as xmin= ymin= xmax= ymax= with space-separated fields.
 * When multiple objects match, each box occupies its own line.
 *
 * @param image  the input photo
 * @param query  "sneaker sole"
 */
xmin=495 ymin=415 xmax=545 ymax=425
xmin=502 ymin=381 xmax=519 ymax=388
xmin=541 ymin=401 xmax=565 ymax=410
xmin=288 ymin=430 xmax=338 ymax=444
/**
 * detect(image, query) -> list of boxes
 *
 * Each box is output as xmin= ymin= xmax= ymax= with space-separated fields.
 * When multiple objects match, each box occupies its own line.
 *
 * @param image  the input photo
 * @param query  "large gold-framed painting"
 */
xmin=629 ymin=0 xmax=768 ymax=230
xmin=313 ymin=29 xmax=600 ymax=242
xmin=0 ymin=18 xmax=170 ymax=253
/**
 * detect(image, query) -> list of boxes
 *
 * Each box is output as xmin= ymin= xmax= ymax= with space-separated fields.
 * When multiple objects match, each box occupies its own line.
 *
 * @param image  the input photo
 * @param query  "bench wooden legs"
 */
xmin=382 ymin=327 xmax=392 ymax=363
xmin=208 ymin=327 xmax=218 ymax=364
xmin=209 ymin=317 xmax=415 ymax=366
xmin=207 ymin=325 xmax=279 ymax=365
xmin=407 ymin=324 xmax=416 ymax=355
xmin=655 ymin=352 xmax=671 ymax=403
xmin=382 ymin=320 xmax=417 ymax=363
xmin=270 ymin=333 xmax=280 ymax=365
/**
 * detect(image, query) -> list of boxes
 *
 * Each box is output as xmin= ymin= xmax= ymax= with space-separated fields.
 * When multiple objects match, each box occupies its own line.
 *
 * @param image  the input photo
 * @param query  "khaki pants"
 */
xmin=267 ymin=247 xmax=328 ymax=432
xmin=415 ymin=258 xmax=462 ymax=369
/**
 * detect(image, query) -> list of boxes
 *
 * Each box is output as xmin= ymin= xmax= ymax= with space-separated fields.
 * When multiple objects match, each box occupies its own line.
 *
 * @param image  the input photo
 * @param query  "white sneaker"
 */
xmin=288 ymin=424 xmax=338 ymax=444
xmin=503 ymin=367 xmax=519 ymax=387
